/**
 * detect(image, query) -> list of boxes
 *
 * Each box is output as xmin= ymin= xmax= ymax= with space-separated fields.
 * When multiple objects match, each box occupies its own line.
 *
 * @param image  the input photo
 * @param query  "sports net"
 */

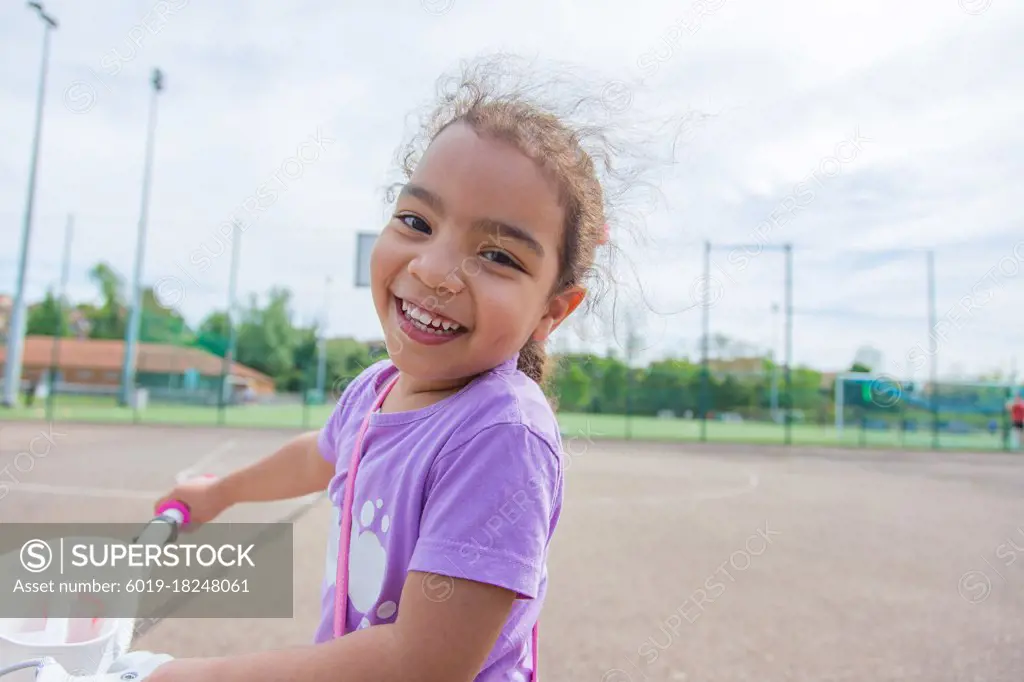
xmin=834 ymin=372 xmax=1020 ymax=450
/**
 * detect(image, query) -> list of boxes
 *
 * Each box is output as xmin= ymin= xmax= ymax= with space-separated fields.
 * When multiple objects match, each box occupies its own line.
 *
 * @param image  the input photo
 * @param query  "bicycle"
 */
xmin=0 ymin=499 xmax=194 ymax=682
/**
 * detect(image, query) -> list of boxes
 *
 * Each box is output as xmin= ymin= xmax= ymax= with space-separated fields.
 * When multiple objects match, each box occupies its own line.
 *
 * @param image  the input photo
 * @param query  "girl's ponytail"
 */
xmin=517 ymin=338 xmax=549 ymax=385
xmin=518 ymin=339 xmax=559 ymax=410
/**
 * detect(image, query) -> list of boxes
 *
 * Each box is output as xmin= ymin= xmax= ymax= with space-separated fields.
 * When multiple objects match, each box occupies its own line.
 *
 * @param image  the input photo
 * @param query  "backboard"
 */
xmin=355 ymin=232 xmax=377 ymax=287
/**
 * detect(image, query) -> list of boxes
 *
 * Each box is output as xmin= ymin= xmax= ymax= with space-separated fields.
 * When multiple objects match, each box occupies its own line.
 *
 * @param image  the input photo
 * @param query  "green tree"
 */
xmin=286 ymin=325 xmax=320 ymax=392
xmin=138 ymin=287 xmax=189 ymax=343
xmin=235 ymin=288 xmax=299 ymax=387
xmin=555 ymin=364 xmax=591 ymax=412
xmin=26 ymin=290 xmax=70 ymax=336
xmin=598 ymin=357 xmax=628 ymax=414
xmin=87 ymin=262 xmax=127 ymax=339
xmin=195 ymin=311 xmax=232 ymax=356
xmin=198 ymin=311 xmax=231 ymax=339
xmin=713 ymin=374 xmax=747 ymax=411
xmin=637 ymin=360 xmax=690 ymax=415
xmin=328 ymin=337 xmax=376 ymax=397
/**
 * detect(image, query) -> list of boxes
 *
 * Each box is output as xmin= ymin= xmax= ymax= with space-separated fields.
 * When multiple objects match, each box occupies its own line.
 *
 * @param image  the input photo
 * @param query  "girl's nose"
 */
xmin=407 ymin=251 xmax=467 ymax=297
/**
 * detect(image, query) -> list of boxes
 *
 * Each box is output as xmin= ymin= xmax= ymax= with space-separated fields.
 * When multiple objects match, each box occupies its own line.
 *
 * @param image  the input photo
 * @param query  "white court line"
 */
xmin=176 ymin=438 xmax=237 ymax=482
xmin=12 ymin=482 xmax=161 ymax=500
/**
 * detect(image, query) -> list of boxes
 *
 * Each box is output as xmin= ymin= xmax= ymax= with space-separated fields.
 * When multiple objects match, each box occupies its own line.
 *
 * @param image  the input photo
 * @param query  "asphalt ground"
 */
xmin=1 ymin=421 xmax=1022 ymax=681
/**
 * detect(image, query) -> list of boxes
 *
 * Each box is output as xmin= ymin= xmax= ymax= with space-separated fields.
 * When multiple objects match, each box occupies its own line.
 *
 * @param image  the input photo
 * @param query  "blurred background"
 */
xmin=1 ymin=0 xmax=1022 ymax=449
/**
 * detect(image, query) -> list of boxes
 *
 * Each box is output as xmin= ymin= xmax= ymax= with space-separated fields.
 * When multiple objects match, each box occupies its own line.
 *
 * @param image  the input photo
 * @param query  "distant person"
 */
xmin=150 ymin=56 xmax=619 ymax=681
xmin=1010 ymin=392 xmax=1024 ymax=450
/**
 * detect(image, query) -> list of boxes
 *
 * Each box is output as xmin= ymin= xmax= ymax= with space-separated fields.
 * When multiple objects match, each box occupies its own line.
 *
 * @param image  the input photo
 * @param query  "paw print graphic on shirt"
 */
xmin=348 ymin=498 xmax=398 ymax=629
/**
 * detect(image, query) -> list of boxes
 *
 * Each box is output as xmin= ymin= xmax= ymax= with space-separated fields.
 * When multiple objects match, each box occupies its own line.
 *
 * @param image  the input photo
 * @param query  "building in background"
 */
xmin=706 ymin=356 xmax=767 ymax=379
xmin=0 ymin=336 xmax=275 ymax=400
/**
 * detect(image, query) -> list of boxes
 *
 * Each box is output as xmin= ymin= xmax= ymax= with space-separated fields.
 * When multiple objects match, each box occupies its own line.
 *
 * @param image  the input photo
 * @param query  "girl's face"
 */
xmin=370 ymin=122 xmax=584 ymax=387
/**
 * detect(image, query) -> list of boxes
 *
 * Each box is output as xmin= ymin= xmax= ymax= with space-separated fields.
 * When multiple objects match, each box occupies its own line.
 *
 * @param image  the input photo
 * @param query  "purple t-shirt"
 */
xmin=314 ymin=353 xmax=564 ymax=681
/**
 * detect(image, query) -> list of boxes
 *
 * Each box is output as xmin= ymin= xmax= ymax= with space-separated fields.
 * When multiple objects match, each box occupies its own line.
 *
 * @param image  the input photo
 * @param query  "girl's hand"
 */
xmin=154 ymin=475 xmax=230 ymax=527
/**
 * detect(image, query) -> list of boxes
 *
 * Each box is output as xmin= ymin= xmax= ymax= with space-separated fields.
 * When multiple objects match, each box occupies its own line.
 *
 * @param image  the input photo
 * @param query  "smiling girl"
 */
xmin=153 ymin=56 xmax=622 ymax=682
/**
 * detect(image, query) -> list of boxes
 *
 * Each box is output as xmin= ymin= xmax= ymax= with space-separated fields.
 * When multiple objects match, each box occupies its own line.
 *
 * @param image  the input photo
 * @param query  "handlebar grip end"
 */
xmin=155 ymin=499 xmax=191 ymax=526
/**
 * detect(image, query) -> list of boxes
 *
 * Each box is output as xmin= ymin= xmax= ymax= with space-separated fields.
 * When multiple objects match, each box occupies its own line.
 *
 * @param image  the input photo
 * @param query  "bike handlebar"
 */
xmin=0 ymin=495 xmax=201 ymax=680
xmin=155 ymin=499 xmax=191 ymax=526
xmin=131 ymin=499 xmax=190 ymax=548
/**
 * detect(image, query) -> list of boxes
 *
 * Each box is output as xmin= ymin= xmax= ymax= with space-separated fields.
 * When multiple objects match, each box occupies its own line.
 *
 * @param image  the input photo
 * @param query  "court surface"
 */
xmin=2 ymin=421 xmax=1023 ymax=681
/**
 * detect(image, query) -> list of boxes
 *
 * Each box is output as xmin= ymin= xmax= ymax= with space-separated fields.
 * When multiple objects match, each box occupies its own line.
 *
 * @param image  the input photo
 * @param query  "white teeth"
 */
xmin=399 ymin=298 xmax=462 ymax=334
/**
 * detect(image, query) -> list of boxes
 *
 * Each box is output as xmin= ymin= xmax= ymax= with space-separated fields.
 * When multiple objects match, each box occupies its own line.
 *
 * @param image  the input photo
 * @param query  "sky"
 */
xmin=1 ymin=0 xmax=1022 ymax=382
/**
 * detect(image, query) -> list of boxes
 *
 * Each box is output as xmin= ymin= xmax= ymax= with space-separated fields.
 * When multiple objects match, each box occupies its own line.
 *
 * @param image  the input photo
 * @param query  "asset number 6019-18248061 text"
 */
xmin=125 ymin=578 xmax=250 ymax=593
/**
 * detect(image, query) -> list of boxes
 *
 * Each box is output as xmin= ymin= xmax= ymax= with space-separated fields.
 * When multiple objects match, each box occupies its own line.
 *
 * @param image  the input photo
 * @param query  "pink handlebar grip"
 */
xmin=156 ymin=499 xmax=191 ymax=526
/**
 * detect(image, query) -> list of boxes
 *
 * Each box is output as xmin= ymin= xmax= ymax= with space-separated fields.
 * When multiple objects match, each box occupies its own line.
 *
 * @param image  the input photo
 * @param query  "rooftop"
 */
xmin=0 ymin=335 xmax=272 ymax=382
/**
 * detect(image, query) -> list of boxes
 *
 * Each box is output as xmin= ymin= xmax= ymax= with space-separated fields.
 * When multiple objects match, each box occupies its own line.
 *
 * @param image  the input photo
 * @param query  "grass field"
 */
xmin=0 ymin=394 xmax=1016 ymax=452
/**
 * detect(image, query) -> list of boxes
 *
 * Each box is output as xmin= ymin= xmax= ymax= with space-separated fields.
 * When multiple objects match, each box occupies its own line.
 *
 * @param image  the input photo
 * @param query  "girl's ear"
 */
xmin=531 ymin=285 xmax=586 ymax=342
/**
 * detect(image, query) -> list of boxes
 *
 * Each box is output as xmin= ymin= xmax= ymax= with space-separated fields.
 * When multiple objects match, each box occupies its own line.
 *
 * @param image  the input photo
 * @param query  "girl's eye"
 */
xmin=480 ymin=250 xmax=524 ymax=271
xmin=398 ymin=214 xmax=430 ymax=233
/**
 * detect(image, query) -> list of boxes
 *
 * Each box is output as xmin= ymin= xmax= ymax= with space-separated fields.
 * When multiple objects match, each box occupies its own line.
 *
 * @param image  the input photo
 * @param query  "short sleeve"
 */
xmin=408 ymin=423 xmax=562 ymax=600
xmin=317 ymin=399 xmax=349 ymax=466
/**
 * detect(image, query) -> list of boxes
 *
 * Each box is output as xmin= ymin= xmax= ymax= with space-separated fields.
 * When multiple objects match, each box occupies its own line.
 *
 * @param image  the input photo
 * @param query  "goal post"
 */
xmin=833 ymin=371 xmax=1016 ymax=440
xmin=834 ymin=372 xmax=907 ymax=438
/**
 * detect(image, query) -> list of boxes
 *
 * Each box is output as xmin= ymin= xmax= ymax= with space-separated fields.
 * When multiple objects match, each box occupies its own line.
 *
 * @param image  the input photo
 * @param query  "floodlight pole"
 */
xmin=120 ymin=68 xmax=164 ymax=406
xmin=770 ymin=302 xmax=780 ymax=421
xmin=45 ymin=213 xmax=73 ymax=422
xmin=835 ymin=373 xmax=844 ymax=437
xmin=926 ymin=250 xmax=938 ymax=449
xmin=316 ymin=275 xmax=331 ymax=398
xmin=783 ymin=243 xmax=793 ymax=445
xmin=1011 ymin=356 xmax=1020 ymax=451
xmin=624 ymin=310 xmax=640 ymax=441
xmin=699 ymin=241 xmax=711 ymax=442
xmin=3 ymin=2 xmax=58 ymax=408
xmin=218 ymin=220 xmax=242 ymax=424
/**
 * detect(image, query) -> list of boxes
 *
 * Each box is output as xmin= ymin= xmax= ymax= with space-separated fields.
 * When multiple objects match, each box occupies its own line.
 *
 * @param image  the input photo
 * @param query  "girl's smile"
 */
xmin=392 ymin=294 xmax=468 ymax=346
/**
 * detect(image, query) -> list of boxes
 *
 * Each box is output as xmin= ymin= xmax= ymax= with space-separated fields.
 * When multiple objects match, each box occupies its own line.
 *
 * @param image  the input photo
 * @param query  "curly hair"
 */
xmin=388 ymin=53 xmax=669 ymax=403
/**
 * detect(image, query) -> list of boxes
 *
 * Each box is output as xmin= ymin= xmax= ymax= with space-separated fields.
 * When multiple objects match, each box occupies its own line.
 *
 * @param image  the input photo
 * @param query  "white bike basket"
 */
xmin=0 ymin=534 xmax=142 ymax=681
